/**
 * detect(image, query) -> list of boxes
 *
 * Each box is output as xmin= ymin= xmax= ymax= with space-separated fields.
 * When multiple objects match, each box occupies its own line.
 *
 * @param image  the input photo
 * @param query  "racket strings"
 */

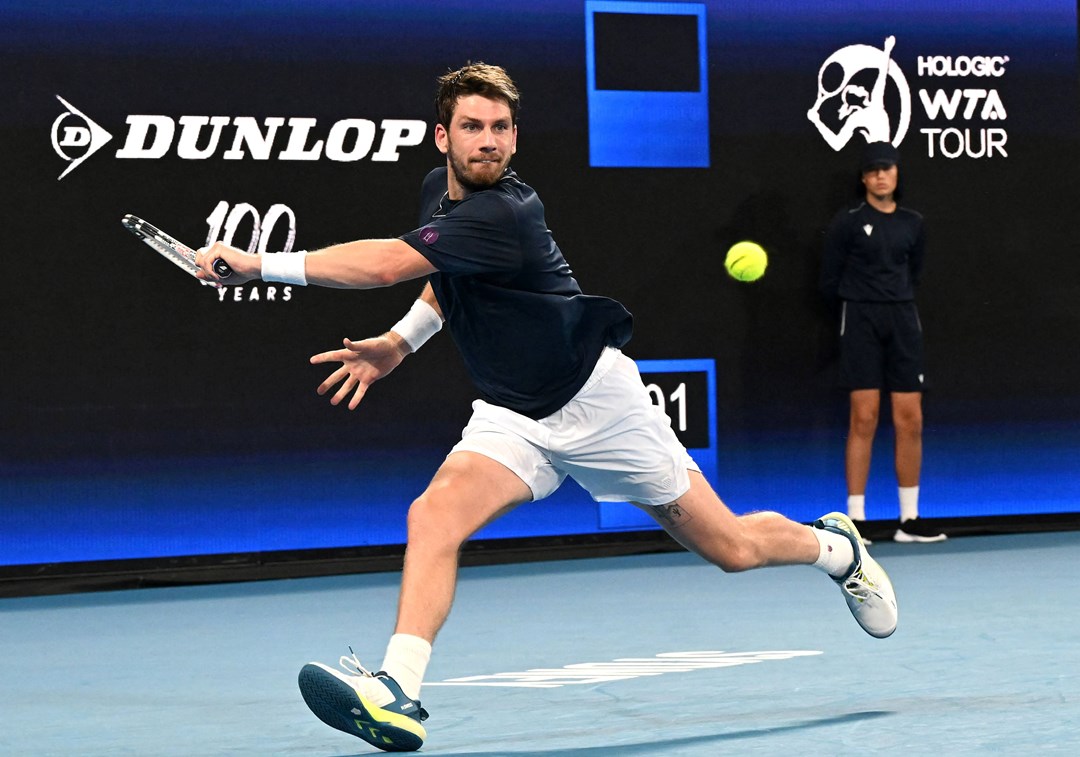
xmin=147 ymin=237 xmax=199 ymax=273
xmin=123 ymin=215 xmax=225 ymax=285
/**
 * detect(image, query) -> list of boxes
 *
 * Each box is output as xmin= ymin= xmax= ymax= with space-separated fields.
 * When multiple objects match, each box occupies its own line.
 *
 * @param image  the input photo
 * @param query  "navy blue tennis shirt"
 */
xmin=400 ymin=167 xmax=633 ymax=419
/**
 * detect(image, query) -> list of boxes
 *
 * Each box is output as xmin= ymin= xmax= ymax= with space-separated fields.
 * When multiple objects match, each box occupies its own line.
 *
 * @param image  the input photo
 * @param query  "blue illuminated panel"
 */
xmin=586 ymin=1 xmax=709 ymax=167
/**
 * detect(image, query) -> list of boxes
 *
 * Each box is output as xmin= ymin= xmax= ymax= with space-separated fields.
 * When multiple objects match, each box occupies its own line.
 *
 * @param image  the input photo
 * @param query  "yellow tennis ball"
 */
xmin=725 ymin=241 xmax=768 ymax=282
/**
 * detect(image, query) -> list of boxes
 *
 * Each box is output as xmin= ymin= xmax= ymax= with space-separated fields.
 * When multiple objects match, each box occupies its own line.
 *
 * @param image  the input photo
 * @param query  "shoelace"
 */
xmin=844 ymin=568 xmax=882 ymax=601
xmin=339 ymin=646 xmax=375 ymax=678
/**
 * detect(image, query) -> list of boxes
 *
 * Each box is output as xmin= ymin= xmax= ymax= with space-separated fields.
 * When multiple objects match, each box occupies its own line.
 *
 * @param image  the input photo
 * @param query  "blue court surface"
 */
xmin=1 ymin=531 xmax=1077 ymax=755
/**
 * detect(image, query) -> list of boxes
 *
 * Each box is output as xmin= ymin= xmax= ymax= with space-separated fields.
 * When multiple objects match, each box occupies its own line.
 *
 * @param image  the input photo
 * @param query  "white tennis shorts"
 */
xmin=450 ymin=347 xmax=699 ymax=505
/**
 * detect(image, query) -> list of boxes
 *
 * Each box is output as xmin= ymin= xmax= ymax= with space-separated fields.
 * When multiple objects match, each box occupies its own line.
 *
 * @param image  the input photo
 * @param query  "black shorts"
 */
xmin=839 ymin=300 xmax=925 ymax=392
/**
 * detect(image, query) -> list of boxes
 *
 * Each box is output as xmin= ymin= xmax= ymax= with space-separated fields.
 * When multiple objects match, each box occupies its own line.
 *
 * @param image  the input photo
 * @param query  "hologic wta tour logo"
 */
xmin=807 ymin=36 xmax=911 ymax=151
xmin=807 ymin=36 xmax=1009 ymax=159
xmin=49 ymin=96 xmax=428 ymax=180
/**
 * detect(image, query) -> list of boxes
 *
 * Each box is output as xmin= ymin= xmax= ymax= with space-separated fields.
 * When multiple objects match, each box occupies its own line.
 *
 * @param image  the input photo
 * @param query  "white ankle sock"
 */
xmin=899 ymin=486 xmax=919 ymax=522
xmin=380 ymin=633 xmax=432 ymax=701
xmin=811 ymin=526 xmax=856 ymax=579
xmin=847 ymin=494 xmax=866 ymax=521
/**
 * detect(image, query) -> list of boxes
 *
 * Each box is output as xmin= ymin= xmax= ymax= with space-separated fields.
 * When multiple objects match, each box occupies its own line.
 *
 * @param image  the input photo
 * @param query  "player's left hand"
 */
xmin=310 ymin=334 xmax=410 ymax=410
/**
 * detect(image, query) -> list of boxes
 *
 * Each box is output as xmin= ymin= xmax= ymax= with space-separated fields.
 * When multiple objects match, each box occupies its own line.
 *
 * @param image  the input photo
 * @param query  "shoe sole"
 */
xmin=298 ymin=664 xmax=425 ymax=752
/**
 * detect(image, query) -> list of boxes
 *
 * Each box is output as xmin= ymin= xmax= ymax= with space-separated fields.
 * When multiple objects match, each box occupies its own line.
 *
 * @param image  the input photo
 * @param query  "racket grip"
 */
xmin=213 ymin=259 xmax=233 ymax=278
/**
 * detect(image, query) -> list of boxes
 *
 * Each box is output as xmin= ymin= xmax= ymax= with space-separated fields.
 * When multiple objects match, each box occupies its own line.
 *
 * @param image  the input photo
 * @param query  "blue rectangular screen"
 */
xmin=586 ymin=1 xmax=710 ymax=167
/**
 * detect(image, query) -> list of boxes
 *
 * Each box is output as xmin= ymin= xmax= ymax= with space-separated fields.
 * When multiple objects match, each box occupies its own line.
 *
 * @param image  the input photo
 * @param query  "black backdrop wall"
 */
xmin=1 ymin=0 xmax=1077 ymax=576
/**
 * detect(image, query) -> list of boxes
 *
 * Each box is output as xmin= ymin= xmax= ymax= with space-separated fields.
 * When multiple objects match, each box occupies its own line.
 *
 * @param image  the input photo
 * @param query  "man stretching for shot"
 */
xmin=196 ymin=63 xmax=898 ymax=753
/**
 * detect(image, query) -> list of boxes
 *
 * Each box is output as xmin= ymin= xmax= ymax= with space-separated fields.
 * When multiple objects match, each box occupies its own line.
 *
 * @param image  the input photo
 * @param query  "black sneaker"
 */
xmin=894 ymin=517 xmax=947 ymax=543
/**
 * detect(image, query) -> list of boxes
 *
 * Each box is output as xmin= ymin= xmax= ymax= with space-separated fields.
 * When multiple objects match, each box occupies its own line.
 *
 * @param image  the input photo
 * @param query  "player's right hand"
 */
xmin=194 ymin=242 xmax=259 ymax=285
xmin=310 ymin=334 xmax=409 ymax=410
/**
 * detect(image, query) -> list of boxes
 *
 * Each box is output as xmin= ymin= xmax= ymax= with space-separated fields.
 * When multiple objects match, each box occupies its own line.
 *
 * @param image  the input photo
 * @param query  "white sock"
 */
xmin=899 ymin=486 xmax=919 ymax=522
xmin=847 ymin=494 xmax=866 ymax=521
xmin=380 ymin=633 xmax=432 ymax=701
xmin=811 ymin=526 xmax=856 ymax=579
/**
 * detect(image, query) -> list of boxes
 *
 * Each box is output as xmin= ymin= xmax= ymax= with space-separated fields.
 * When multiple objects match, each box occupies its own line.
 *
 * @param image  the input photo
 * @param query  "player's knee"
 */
xmin=406 ymin=493 xmax=469 ymax=551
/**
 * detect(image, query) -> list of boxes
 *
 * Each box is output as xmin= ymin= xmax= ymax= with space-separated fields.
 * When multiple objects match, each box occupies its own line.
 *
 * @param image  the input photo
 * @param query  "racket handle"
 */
xmin=213 ymin=258 xmax=233 ymax=278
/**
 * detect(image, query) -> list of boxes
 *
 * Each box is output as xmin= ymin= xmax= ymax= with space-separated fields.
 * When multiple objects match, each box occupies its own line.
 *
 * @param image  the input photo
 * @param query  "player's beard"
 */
xmin=447 ymin=143 xmax=508 ymax=193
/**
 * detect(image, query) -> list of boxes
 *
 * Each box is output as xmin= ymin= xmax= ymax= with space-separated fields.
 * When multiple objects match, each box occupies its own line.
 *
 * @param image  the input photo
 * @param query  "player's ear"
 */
xmin=511 ymin=124 xmax=517 ymax=155
xmin=434 ymin=123 xmax=449 ymax=155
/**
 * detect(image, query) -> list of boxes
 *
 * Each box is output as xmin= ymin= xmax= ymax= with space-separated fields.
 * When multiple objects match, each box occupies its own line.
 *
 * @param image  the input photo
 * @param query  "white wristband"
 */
xmin=261 ymin=251 xmax=307 ymax=285
xmin=391 ymin=299 xmax=443 ymax=351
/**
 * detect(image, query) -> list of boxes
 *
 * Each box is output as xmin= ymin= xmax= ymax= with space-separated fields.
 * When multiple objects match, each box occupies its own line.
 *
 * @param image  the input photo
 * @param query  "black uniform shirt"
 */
xmin=821 ymin=201 xmax=926 ymax=302
xmin=400 ymin=167 xmax=633 ymax=419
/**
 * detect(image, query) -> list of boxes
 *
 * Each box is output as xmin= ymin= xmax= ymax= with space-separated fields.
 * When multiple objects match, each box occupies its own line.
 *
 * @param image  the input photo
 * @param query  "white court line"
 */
xmin=425 ymin=650 xmax=823 ymax=688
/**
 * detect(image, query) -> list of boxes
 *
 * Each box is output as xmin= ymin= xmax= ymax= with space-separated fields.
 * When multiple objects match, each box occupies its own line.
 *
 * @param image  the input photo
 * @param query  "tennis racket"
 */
xmin=121 ymin=214 xmax=233 ymax=280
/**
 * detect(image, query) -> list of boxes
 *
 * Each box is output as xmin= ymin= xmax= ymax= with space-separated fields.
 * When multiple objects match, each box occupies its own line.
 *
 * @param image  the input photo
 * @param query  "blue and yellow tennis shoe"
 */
xmin=298 ymin=652 xmax=428 ymax=752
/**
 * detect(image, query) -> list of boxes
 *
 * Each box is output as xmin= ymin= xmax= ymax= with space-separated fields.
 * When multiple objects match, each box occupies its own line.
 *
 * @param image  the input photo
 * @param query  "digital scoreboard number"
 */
xmin=598 ymin=358 xmax=718 ymax=529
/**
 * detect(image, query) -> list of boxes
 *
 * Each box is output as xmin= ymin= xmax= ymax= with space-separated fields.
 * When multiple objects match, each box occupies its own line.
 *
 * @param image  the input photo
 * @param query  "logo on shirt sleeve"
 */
xmin=419 ymin=226 xmax=440 ymax=245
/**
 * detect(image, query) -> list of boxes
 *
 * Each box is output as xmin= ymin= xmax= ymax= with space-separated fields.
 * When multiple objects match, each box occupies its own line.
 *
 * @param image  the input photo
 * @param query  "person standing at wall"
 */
xmin=821 ymin=141 xmax=946 ymax=544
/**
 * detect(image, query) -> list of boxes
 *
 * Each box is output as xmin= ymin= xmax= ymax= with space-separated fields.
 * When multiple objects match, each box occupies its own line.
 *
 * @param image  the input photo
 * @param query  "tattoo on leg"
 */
xmin=655 ymin=502 xmax=693 ymax=529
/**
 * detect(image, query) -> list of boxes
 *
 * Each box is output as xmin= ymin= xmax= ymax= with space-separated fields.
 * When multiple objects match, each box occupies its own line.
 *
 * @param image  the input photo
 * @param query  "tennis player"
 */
xmin=196 ymin=63 xmax=898 ymax=753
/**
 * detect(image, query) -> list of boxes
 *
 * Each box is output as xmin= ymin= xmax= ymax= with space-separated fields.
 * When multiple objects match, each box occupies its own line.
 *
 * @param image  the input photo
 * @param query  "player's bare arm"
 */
xmin=305 ymin=239 xmax=437 ymax=288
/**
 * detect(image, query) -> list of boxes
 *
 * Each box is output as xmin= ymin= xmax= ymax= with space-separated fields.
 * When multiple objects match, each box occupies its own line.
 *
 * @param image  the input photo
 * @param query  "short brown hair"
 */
xmin=435 ymin=62 xmax=520 ymax=128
